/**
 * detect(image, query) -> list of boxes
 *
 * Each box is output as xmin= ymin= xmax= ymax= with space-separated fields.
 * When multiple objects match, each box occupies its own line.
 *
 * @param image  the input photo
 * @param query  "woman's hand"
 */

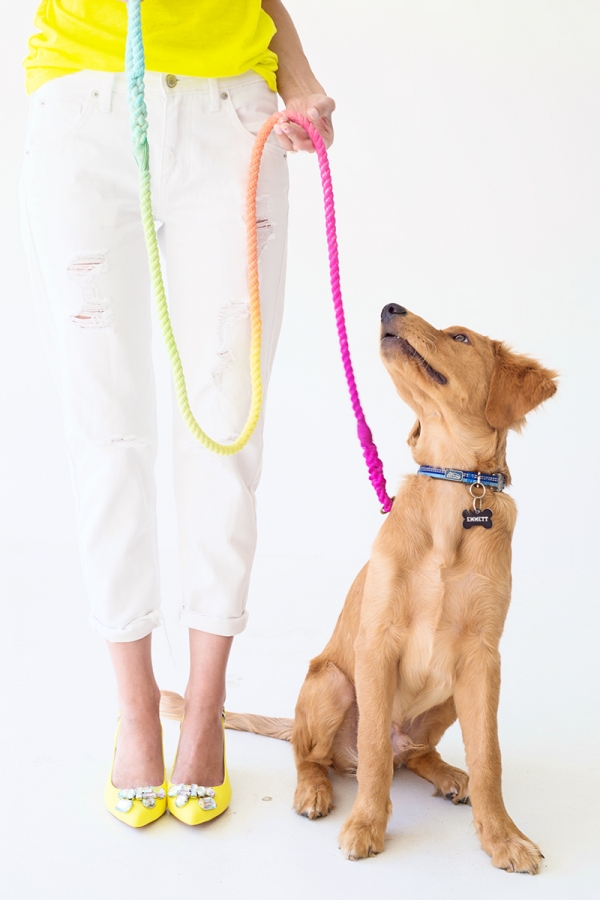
xmin=275 ymin=94 xmax=335 ymax=153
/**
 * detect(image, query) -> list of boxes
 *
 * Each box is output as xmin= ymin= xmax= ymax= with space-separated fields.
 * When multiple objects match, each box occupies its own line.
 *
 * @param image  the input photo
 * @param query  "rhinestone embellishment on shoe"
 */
xmin=115 ymin=786 xmax=166 ymax=813
xmin=168 ymin=784 xmax=217 ymax=810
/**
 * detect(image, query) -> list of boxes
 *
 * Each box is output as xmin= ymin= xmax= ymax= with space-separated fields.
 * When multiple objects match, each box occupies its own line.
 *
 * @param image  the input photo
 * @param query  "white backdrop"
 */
xmin=1 ymin=3 xmax=598 ymax=898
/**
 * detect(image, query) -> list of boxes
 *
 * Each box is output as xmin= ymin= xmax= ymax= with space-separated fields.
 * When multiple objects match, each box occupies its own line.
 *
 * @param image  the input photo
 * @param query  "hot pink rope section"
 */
xmin=256 ymin=113 xmax=393 ymax=513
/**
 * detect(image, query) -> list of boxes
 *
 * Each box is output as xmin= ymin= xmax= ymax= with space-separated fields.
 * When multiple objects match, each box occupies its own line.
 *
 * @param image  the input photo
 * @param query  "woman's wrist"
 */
xmin=277 ymin=71 xmax=325 ymax=107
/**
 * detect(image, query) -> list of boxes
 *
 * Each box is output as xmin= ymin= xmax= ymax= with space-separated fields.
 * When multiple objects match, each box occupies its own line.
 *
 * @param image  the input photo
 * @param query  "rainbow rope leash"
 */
xmin=125 ymin=0 xmax=393 ymax=511
xmin=125 ymin=0 xmax=260 ymax=455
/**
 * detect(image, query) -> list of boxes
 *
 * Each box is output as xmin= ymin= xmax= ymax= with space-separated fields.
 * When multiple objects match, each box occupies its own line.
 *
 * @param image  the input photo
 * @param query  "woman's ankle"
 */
xmin=182 ymin=694 xmax=224 ymax=720
xmin=118 ymin=688 xmax=162 ymax=721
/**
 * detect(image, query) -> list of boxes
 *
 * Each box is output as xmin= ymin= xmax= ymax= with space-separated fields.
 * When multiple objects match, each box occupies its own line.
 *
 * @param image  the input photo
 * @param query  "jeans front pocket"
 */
xmin=26 ymin=85 xmax=97 ymax=154
xmin=224 ymin=78 xmax=285 ymax=158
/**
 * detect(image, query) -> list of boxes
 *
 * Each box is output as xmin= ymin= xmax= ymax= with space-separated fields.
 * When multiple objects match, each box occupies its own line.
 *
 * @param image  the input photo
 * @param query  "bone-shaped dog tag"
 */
xmin=462 ymin=509 xmax=493 ymax=529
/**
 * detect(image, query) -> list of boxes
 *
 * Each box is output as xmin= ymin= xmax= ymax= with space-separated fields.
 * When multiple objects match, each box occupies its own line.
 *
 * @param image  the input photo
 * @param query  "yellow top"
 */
xmin=24 ymin=0 xmax=278 ymax=94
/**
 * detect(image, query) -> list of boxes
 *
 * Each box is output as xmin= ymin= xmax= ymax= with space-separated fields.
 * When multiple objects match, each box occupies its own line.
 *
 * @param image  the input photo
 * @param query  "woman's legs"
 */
xmin=106 ymin=619 xmax=236 ymax=789
xmin=108 ymin=635 xmax=164 ymax=788
xmin=171 ymin=631 xmax=233 ymax=785
xmin=109 ymin=630 xmax=233 ymax=789
xmin=22 ymin=72 xmax=288 ymax=795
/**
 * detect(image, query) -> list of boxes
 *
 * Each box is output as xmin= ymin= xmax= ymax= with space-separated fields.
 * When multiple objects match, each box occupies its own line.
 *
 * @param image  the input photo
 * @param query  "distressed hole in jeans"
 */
xmin=255 ymin=196 xmax=275 ymax=257
xmin=107 ymin=434 xmax=144 ymax=447
xmin=67 ymin=251 xmax=112 ymax=331
xmin=213 ymin=299 xmax=250 ymax=388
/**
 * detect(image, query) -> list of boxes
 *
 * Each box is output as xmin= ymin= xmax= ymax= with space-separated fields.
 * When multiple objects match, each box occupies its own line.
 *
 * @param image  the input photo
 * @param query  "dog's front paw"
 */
xmin=338 ymin=807 xmax=390 ymax=860
xmin=484 ymin=833 xmax=544 ymax=874
xmin=294 ymin=776 xmax=333 ymax=820
xmin=433 ymin=765 xmax=470 ymax=805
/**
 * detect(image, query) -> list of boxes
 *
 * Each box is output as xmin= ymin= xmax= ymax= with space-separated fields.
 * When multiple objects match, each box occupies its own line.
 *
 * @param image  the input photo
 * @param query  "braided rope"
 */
xmin=126 ymin=0 xmax=393 ymax=509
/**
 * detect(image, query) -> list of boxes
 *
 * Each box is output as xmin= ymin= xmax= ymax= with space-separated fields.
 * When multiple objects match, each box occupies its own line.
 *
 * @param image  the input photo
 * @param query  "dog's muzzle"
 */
xmin=380 ymin=305 xmax=447 ymax=385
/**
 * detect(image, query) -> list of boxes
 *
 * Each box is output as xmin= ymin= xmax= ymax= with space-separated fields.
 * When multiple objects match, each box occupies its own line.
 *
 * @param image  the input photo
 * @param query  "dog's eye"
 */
xmin=453 ymin=334 xmax=470 ymax=344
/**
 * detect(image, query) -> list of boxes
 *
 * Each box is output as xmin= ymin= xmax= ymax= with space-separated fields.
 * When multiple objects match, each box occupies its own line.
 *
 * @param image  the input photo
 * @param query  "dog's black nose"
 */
xmin=381 ymin=304 xmax=407 ymax=323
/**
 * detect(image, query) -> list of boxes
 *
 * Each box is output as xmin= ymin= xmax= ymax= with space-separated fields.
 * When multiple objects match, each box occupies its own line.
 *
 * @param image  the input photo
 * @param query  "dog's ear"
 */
xmin=485 ymin=342 xmax=558 ymax=430
xmin=407 ymin=419 xmax=421 ymax=448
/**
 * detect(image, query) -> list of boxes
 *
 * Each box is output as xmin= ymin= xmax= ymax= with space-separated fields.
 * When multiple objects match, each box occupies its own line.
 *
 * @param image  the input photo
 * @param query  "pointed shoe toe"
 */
xmin=104 ymin=780 xmax=167 ymax=827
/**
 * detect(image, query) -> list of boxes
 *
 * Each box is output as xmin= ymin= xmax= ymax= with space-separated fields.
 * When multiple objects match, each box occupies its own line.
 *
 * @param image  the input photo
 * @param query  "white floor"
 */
xmin=2 ymin=538 xmax=598 ymax=900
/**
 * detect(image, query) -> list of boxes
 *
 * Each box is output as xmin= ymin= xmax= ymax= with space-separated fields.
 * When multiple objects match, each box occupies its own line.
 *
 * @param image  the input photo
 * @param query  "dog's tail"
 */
xmin=159 ymin=690 xmax=294 ymax=742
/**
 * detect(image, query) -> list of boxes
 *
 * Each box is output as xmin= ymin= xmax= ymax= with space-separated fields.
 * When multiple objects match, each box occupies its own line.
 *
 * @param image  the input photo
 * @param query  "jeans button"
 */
xmin=166 ymin=74 xmax=177 ymax=88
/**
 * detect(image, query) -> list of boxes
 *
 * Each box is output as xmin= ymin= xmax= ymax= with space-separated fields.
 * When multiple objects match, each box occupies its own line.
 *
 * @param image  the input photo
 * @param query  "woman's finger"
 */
xmin=278 ymin=122 xmax=316 ymax=153
xmin=273 ymin=125 xmax=296 ymax=153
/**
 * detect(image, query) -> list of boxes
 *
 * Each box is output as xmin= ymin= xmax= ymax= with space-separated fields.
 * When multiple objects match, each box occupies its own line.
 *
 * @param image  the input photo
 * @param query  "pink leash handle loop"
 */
xmin=276 ymin=112 xmax=394 ymax=513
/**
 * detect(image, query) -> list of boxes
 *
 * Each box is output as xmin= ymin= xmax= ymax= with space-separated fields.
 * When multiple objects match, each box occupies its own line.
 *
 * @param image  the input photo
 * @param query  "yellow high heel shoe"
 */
xmin=167 ymin=711 xmax=231 ymax=825
xmin=104 ymin=719 xmax=167 ymax=828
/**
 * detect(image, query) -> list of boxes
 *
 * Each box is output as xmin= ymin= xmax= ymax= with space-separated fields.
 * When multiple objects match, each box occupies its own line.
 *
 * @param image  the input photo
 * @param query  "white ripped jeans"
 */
xmin=20 ymin=70 xmax=289 ymax=641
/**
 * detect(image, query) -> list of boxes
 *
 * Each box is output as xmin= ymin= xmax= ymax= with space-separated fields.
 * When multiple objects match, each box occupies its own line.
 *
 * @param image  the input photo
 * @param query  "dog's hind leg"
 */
xmin=401 ymin=699 xmax=470 ymax=804
xmin=405 ymin=748 xmax=470 ymax=804
xmin=292 ymin=659 xmax=355 ymax=819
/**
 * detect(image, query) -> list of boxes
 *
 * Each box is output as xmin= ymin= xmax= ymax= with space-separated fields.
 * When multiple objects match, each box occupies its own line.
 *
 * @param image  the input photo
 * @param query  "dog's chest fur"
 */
xmin=374 ymin=478 xmax=516 ymax=722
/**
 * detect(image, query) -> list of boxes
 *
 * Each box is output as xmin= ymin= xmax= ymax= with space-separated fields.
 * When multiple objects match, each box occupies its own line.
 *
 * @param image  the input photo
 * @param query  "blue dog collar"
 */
xmin=417 ymin=466 xmax=506 ymax=492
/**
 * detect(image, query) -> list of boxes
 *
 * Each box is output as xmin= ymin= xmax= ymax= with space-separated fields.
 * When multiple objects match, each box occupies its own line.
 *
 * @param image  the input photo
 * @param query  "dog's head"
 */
xmin=380 ymin=304 xmax=557 ymax=463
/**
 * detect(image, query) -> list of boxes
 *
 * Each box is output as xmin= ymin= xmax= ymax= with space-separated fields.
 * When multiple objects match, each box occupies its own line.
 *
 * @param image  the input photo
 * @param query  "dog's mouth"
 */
xmin=381 ymin=333 xmax=447 ymax=385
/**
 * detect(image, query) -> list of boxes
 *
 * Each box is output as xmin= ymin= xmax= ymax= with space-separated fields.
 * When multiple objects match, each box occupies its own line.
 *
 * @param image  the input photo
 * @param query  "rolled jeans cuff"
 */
xmin=90 ymin=610 xmax=163 ymax=643
xmin=178 ymin=607 xmax=249 ymax=637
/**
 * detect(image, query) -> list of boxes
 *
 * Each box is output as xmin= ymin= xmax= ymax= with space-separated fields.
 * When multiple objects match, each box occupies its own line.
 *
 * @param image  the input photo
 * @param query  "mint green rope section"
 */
xmin=126 ymin=0 xmax=263 ymax=456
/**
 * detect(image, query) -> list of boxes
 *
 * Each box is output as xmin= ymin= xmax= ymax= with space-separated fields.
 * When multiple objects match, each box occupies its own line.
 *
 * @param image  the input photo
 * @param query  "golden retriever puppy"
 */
xmin=290 ymin=305 xmax=556 ymax=872
xmin=161 ymin=304 xmax=556 ymax=872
